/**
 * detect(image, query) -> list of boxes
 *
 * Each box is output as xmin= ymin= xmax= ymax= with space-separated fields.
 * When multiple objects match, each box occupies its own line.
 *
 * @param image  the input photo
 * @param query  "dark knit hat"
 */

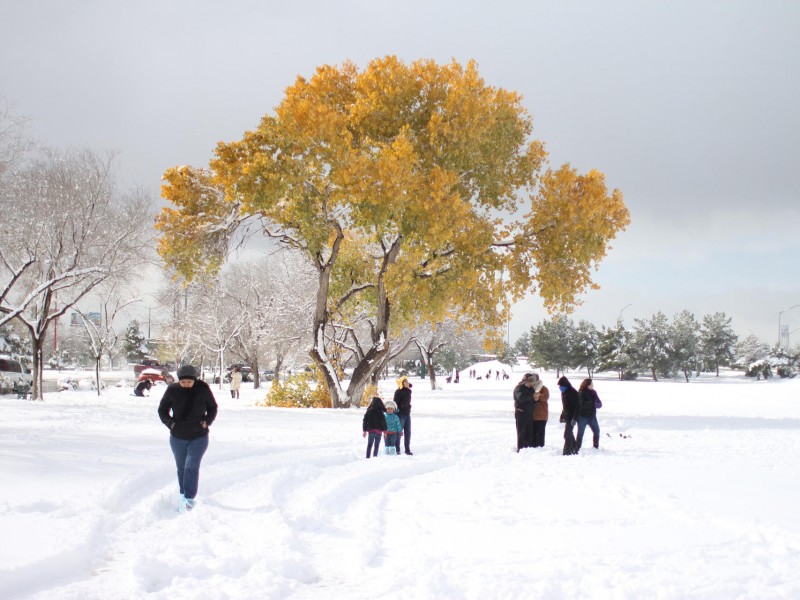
xmin=557 ymin=375 xmax=571 ymax=387
xmin=177 ymin=365 xmax=198 ymax=380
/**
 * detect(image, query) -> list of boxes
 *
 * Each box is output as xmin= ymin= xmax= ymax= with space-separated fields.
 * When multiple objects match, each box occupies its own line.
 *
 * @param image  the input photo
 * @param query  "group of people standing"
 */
xmin=361 ymin=375 xmax=414 ymax=458
xmin=514 ymin=373 xmax=602 ymax=455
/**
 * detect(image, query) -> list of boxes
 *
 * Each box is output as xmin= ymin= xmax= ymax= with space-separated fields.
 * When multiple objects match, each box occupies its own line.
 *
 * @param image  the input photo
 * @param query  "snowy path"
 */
xmin=2 ymin=370 xmax=800 ymax=599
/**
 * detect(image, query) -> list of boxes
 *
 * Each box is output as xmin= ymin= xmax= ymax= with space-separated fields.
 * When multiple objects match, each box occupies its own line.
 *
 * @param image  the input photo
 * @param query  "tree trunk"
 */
xmin=31 ymin=335 xmax=45 ymax=400
xmin=95 ymin=355 xmax=102 ymax=397
xmin=651 ymin=367 xmax=658 ymax=382
xmin=252 ymin=356 xmax=260 ymax=389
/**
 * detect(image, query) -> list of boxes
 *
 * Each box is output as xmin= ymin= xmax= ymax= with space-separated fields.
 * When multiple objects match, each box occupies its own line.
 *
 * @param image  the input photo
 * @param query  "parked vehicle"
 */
xmin=137 ymin=368 xmax=172 ymax=383
xmin=0 ymin=357 xmax=33 ymax=392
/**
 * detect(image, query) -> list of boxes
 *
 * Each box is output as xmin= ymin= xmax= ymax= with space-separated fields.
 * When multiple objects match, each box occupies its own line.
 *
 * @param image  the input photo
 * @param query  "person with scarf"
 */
xmin=530 ymin=373 xmax=550 ymax=447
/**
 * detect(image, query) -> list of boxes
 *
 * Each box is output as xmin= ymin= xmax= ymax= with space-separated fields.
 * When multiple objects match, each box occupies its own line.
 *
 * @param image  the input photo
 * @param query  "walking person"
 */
xmin=557 ymin=376 xmax=580 ymax=455
xmin=393 ymin=376 xmax=413 ymax=455
xmin=157 ymin=365 xmax=218 ymax=512
xmin=362 ymin=396 xmax=387 ymax=458
xmin=383 ymin=400 xmax=403 ymax=455
xmin=530 ymin=373 xmax=550 ymax=448
xmin=576 ymin=378 xmax=602 ymax=451
xmin=513 ymin=373 xmax=536 ymax=451
xmin=229 ymin=365 xmax=242 ymax=399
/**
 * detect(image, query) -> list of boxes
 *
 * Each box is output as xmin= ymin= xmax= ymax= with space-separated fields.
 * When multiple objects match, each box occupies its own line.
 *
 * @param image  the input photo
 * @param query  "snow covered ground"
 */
xmin=2 ymin=361 xmax=799 ymax=599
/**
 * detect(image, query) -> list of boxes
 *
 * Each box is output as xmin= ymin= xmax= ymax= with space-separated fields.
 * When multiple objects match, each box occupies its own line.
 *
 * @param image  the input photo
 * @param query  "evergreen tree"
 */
xmin=598 ymin=320 xmax=635 ymax=380
xmin=671 ymin=310 xmax=700 ymax=382
xmin=571 ymin=319 xmax=599 ymax=376
xmin=512 ymin=331 xmax=532 ymax=360
xmin=529 ymin=316 xmax=574 ymax=377
xmin=123 ymin=321 xmax=149 ymax=363
xmin=699 ymin=312 xmax=737 ymax=376
xmin=631 ymin=312 xmax=672 ymax=381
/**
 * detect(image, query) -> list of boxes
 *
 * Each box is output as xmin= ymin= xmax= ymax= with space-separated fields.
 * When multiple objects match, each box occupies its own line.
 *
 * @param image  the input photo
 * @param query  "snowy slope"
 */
xmin=1 ymin=367 xmax=799 ymax=599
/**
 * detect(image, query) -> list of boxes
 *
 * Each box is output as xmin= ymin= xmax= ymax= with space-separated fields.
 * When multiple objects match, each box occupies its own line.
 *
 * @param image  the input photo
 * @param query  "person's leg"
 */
xmin=403 ymin=414 xmax=412 ymax=454
xmin=169 ymin=436 xmax=188 ymax=496
xmin=515 ymin=412 xmax=528 ymax=451
xmin=532 ymin=420 xmax=544 ymax=447
xmin=372 ymin=432 xmax=382 ymax=457
xmin=397 ymin=415 xmax=407 ymax=454
xmin=563 ymin=422 xmax=577 ymax=455
xmin=576 ymin=417 xmax=588 ymax=451
xmin=182 ymin=435 xmax=210 ymax=500
xmin=589 ymin=416 xmax=600 ymax=448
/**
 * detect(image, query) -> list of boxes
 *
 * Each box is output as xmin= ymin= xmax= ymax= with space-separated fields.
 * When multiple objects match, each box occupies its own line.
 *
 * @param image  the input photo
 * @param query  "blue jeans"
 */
xmin=397 ymin=414 xmax=411 ymax=453
xmin=576 ymin=415 xmax=600 ymax=450
xmin=169 ymin=434 xmax=209 ymax=499
xmin=366 ymin=432 xmax=382 ymax=458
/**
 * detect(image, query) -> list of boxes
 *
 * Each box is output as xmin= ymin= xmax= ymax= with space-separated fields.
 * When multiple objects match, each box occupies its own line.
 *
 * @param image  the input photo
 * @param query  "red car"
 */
xmin=137 ymin=368 xmax=173 ymax=383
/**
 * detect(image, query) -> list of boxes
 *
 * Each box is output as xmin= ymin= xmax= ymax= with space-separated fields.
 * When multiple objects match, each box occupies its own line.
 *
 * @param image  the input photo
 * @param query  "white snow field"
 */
xmin=1 ymin=362 xmax=799 ymax=600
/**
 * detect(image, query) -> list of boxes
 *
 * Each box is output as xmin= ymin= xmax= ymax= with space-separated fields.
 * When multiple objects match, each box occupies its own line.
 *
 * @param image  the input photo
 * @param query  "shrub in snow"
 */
xmin=260 ymin=370 xmax=331 ymax=408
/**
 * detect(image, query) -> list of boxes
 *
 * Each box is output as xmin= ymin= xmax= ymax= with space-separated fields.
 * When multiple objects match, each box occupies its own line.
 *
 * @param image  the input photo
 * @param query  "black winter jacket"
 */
xmin=560 ymin=386 xmax=580 ymax=423
xmin=158 ymin=379 xmax=218 ymax=440
xmin=513 ymin=382 xmax=535 ymax=413
xmin=362 ymin=408 xmax=388 ymax=432
xmin=578 ymin=389 xmax=599 ymax=419
xmin=394 ymin=387 xmax=412 ymax=416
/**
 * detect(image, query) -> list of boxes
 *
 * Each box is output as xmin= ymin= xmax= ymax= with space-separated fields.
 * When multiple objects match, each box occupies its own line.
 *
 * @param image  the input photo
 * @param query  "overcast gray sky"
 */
xmin=2 ymin=0 xmax=799 ymax=345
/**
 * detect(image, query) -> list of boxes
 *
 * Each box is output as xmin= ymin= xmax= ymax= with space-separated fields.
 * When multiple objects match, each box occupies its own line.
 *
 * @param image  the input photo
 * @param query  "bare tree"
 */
xmin=77 ymin=283 xmax=140 ymax=396
xmin=0 ymin=148 xmax=153 ymax=398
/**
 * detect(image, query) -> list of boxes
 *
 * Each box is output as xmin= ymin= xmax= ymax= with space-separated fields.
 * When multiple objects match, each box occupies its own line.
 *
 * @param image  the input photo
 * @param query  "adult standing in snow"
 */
xmin=133 ymin=378 xmax=152 ymax=397
xmin=576 ymin=378 xmax=601 ymax=451
xmin=229 ymin=365 xmax=242 ymax=399
xmin=530 ymin=373 xmax=550 ymax=448
xmin=513 ymin=373 xmax=536 ymax=451
xmin=157 ymin=365 xmax=218 ymax=512
xmin=393 ymin=376 xmax=413 ymax=455
xmin=557 ymin=375 xmax=580 ymax=455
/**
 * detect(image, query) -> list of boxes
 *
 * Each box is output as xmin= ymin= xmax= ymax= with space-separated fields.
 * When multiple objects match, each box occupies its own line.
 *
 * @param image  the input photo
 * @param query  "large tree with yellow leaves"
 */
xmin=156 ymin=57 xmax=629 ymax=407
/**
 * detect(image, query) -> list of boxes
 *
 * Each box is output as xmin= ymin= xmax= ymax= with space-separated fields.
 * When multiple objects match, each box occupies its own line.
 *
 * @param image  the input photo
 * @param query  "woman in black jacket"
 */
xmin=557 ymin=376 xmax=580 ymax=455
xmin=576 ymin=378 xmax=601 ymax=451
xmin=157 ymin=365 xmax=218 ymax=512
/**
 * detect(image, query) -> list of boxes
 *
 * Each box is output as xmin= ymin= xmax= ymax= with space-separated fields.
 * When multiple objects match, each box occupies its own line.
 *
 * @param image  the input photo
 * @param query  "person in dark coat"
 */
xmin=513 ymin=373 xmax=536 ymax=451
xmin=362 ymin=396 xmax=387 ymax=458
xmin=576 ymin=378 xmax=601 ymax=450
xmin=557 ymin=375 xmax=580 ymax=455
xmin=393 ymin=376 xmax=413 ymax=455
xmin=157 ymin=365 xmax=218 ymax=512
xmin=133 ymin=378 xmax=152 ymax=397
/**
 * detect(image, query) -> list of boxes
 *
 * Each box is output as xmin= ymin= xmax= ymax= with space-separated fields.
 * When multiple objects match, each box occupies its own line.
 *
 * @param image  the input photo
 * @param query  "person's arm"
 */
xmin=204 ymin=388 xmax=219 ymax=426
xmin=157 ymin=389 xmax=175 ymax=430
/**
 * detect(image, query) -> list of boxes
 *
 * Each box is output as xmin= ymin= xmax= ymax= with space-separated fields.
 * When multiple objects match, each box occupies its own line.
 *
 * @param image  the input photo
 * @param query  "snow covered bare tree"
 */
xmin=0 ymin=149 xmax=153 ymax=398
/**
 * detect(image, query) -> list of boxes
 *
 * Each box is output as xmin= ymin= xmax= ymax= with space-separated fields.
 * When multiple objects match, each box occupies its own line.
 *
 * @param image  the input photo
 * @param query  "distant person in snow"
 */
xmin=157 ymin=365 xmax=218 ymax=512
xmin=530 ymin=373 xmax=550 ymax=448
xmin=576 ymin=378 xmax=602 ymax=451
xmin=362 ymin=396 xmax=387 ymax=458
xmin=229 ymin=365 xmax=242 ymax=399
xmin=393 ymin=376 xmax=413 ymax=455
xmin=557 ymin=376 xmax=580 ymax=455
xmin=133 ymin=378 xmax=152 ymax=397
xmin=513 ymin=373 xmax=536 ymax=451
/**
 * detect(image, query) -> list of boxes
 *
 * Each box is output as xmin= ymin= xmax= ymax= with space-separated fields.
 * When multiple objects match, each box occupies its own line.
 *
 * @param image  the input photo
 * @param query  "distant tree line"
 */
xmin=512 ymin=311 xmax=798 ymax=381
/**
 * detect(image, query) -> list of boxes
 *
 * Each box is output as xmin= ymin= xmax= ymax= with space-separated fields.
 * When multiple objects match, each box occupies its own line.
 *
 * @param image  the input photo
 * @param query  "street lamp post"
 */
xmin=619 ymin=303 xmax=632 ymax=322
xmin=778 ymin=304 xmax=800 ymax=348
